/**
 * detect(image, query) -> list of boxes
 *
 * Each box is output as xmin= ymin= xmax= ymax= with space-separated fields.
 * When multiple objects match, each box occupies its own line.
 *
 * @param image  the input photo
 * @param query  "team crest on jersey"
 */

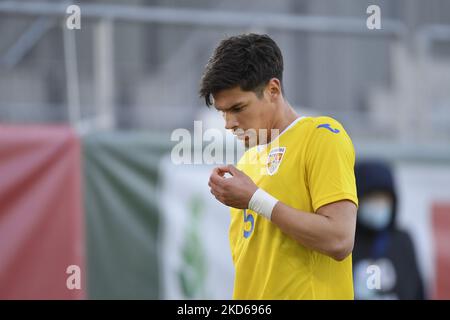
xmin=266 ymin=147 xmax=286 ymax=176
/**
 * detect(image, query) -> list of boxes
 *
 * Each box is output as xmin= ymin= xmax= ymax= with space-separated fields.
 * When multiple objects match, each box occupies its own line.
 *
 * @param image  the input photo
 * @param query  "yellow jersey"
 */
xmin=229 ymin=116 xmax=358 ymax=300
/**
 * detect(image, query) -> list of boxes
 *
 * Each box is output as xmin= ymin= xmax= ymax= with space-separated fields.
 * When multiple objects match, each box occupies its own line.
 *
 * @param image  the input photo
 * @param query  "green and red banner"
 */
xmin=0 ymin=125 xmax=84 ymax=299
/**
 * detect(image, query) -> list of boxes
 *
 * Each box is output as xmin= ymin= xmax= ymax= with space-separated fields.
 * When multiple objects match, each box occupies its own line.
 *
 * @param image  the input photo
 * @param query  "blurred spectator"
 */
xmin=353 ymin=160 xmax=425 ymax=300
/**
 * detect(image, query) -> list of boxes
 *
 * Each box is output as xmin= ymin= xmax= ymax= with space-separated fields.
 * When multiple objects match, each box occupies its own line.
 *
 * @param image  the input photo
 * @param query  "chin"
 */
xmin=243 ymin=137 xmax=258 ymax=148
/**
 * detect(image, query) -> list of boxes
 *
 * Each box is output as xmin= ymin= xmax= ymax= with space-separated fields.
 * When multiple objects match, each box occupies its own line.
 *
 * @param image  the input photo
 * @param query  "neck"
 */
xmin=269 ymin=100 xmax=299 ymax=142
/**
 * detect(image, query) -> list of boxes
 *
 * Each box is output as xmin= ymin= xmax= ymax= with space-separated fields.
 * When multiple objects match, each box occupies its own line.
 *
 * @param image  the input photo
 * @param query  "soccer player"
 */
xmin=200 ymin=34 xmax=358 ymax=299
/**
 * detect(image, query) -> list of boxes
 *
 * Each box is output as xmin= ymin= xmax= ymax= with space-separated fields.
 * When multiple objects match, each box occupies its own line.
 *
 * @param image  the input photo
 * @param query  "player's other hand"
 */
xmin=208 ymin=165 xmax=258 ymax=209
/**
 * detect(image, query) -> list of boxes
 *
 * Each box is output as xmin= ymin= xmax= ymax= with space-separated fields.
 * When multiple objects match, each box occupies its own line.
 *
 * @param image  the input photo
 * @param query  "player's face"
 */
xmin=213 ymin=85 xmax=276 ymax=147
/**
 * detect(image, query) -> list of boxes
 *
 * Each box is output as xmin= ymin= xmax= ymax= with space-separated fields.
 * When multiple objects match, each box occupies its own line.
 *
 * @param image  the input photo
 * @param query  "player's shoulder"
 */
xmin=305 ymin=116 xmax=355 ymax=154
xmin=312 ymin=116 xmax=344 ymax=129
xmin=306 ymin=116 xmax=347 ymax=137
xmin=305 ymin=116 xmax=355 ymax=158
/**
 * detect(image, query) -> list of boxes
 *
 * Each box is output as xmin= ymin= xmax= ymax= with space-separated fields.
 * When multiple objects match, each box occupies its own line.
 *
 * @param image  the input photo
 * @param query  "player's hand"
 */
xmin=208 ymin=165 xmax=258 ymax=209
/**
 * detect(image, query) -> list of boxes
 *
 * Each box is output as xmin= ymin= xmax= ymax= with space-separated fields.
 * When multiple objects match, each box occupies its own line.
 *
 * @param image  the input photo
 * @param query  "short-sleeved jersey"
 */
xmin=229 ymin=116 xmax=358 ymax=299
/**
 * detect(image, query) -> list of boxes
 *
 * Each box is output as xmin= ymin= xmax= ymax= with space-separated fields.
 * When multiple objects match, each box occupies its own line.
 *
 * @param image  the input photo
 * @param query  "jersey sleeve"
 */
xmin=305 ymin=117 xmax=359 ymax=212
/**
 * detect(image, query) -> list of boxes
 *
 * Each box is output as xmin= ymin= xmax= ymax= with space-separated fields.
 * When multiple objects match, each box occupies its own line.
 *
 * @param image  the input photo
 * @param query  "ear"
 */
xmin=266 ymin=78 xmax=282 ymax=101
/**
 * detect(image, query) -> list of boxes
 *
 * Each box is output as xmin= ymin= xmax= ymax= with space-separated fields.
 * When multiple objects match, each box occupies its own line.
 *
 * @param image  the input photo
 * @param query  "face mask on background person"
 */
xmin=358 ymin=195 xmax=393 ymax=231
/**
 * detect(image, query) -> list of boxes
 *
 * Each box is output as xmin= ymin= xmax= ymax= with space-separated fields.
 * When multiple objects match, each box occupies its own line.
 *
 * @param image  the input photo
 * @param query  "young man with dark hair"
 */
xmin=201 ymin=33 xmax=358 ymax=299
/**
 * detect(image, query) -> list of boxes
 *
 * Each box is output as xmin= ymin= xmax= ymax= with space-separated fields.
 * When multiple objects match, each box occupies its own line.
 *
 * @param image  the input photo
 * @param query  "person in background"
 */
xmin=353 ymin=160 xmax=425 ymax=299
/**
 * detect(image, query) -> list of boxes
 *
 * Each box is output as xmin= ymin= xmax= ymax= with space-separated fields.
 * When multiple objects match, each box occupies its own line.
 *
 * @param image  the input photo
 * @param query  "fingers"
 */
xmin=209 ymin=180 xmax=225 ymax=203
xmin=217 ymin=165 xmax=232 ymax=176
xmin=209 ymin=165 xmax=241 ymax=205
xmin=211 ymin=165 xmax=240 ymax=176
xmin=210 ymin=165 xmax=234 ymax=183
xmin=227 ymin=165 xmax=241 ymax=176
xmin=208 ymin=178 xmax=221 ymax=191
xmin=210 ymin=171 xmax=224 ymax=185
xmin=209 ymin=166 xmax=230 ymax=203
xmin=209 ymin=172 xmax=225 ymax=194
xmin=211 ymin=166 xmax=231 ymax=180
xmin=212 ymin=166 xmax=226 ymax=177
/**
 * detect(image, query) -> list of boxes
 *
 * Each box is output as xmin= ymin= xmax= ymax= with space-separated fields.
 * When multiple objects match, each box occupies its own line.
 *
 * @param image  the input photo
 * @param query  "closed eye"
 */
xmin=231 ymin=105 xmax=245 ymax=113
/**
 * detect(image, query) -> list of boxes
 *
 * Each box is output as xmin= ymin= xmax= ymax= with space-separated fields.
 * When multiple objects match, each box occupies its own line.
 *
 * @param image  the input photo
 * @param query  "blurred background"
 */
xmin=0 ymin=0 xmax=449 ymax=299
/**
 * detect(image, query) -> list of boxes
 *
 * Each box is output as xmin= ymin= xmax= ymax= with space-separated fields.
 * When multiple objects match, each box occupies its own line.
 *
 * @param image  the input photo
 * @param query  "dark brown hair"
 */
xmin=199 ymin=33 xmax=284 ymax=106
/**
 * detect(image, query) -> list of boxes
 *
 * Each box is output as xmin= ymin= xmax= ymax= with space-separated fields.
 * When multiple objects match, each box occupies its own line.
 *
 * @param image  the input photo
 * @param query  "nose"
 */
xmin=224 ymin=112 xmax=238 ymax=130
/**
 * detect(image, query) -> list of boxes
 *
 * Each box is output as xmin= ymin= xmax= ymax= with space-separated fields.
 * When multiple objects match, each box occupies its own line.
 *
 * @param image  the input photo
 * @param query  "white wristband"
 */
xmin=248 ymin=188 xmax=279 ymax=220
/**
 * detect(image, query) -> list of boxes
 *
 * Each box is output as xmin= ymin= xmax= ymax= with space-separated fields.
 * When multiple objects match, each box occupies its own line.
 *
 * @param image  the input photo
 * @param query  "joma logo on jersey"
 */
xmin=267 ymin=147 xmax=286 ymax=176
xmin=317 ymin=123 xmax=340 ymax=134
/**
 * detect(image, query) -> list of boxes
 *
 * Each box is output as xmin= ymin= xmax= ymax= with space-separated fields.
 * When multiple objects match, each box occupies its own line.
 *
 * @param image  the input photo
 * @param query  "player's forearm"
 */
xmin=270 ymin=202 xmax=354 ymax=261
